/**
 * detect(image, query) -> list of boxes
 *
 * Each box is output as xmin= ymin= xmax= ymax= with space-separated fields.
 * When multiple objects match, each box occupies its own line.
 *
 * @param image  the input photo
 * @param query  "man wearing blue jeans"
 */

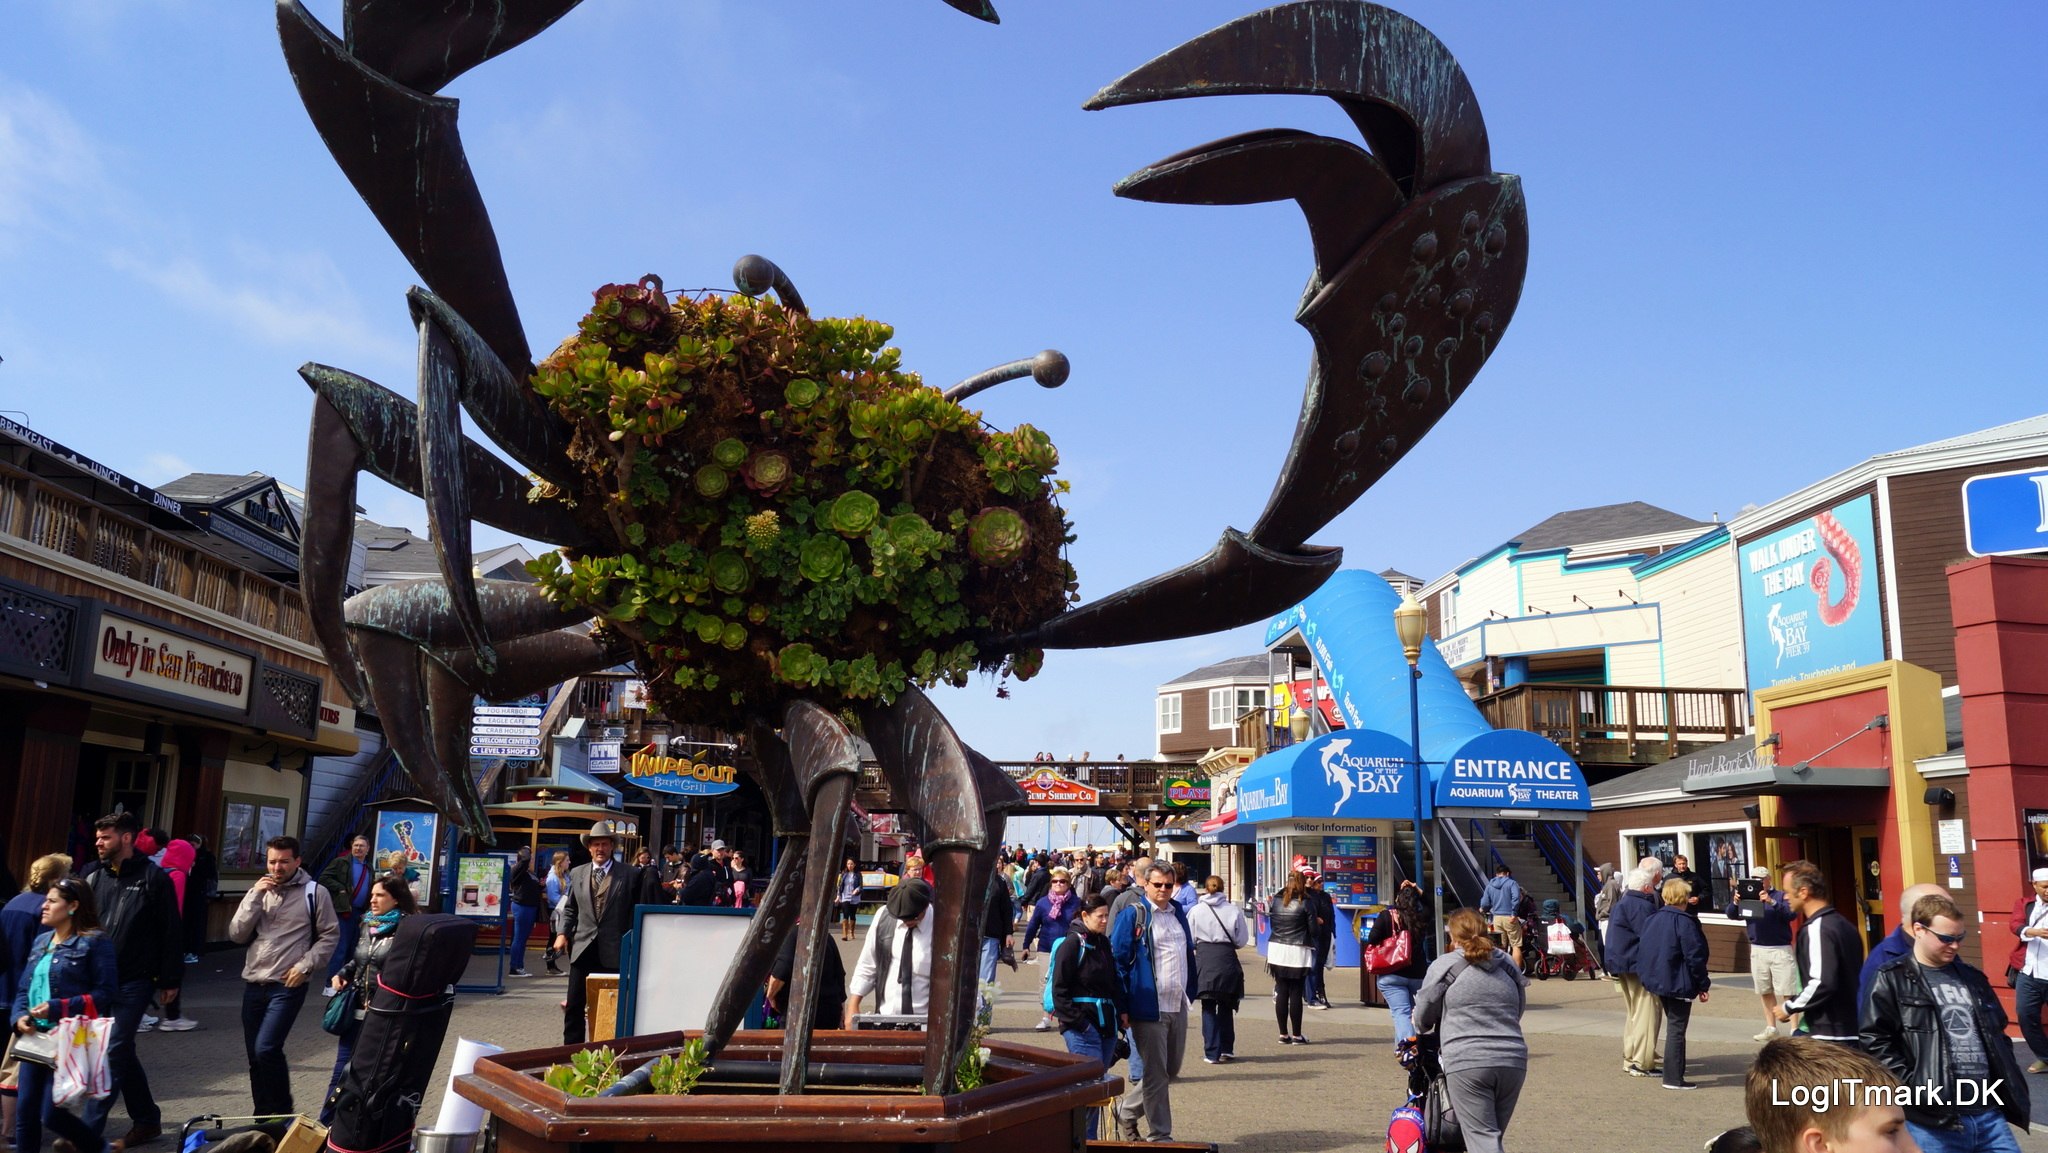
xmin=82 ymin=812 xmax=185 ymax=1148
xmin=229 ymin=836 xmax=339 ymax=1118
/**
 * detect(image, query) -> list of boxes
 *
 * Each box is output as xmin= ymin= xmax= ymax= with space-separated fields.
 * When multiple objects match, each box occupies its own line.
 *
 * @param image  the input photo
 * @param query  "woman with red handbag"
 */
xmin=9 ymin=877 xmax=117 ymax=1153
xmin=1365 ymin=880 xmax=1431 ymax=1049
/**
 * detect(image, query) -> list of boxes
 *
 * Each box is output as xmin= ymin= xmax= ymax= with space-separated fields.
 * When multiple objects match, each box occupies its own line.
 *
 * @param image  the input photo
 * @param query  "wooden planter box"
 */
xmin=457 ymin=1030 xmax=1120 ymax=1153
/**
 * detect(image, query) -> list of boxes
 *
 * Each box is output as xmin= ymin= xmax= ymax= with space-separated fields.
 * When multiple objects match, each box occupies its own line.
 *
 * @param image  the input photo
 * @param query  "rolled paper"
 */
xmin=432 ymin=1036 xmax=505 ymax=1133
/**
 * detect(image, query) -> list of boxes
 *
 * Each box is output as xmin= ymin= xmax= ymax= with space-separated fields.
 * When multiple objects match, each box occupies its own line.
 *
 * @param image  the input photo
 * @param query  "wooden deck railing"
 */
xmin=1474 ymin=682 xmax=1749 ymax=762
xmin=0 ymin=460 xmax=315 ymax=647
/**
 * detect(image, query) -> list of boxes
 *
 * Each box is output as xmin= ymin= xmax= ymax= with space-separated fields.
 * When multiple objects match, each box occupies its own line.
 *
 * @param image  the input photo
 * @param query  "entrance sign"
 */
xmin=1962 ymin=467 xmax=2048 ymax=557
xmin=1739 ymin=494 xmax=1885 ymax=691
xmin=1437 ymin=729 xmax=1589 ymax=811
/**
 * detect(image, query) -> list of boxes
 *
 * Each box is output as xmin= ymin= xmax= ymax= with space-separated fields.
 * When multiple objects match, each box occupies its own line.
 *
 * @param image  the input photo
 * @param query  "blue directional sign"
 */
xmin=1963 ymin=467 xmax=2048 ymax=558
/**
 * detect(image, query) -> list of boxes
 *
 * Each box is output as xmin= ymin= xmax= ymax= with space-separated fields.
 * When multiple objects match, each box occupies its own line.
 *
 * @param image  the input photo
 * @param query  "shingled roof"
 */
xmin=1160 ymin=653 xmax=1271 ymax=687
xmin=1510 ymin=502 xmax=1709 ymax=553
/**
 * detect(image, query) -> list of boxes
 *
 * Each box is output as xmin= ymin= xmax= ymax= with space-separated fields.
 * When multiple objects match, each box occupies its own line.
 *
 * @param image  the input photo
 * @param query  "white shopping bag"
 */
xmin=51 ymin=1016 xmax=113 ymax=1107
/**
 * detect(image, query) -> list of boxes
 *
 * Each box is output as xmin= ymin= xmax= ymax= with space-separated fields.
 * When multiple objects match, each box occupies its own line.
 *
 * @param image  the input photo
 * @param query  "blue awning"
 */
xmin=1237 ymin=729 xmax=1429 ymax=823
xmin=1435 ymin=729 xmax=1590 ymax=814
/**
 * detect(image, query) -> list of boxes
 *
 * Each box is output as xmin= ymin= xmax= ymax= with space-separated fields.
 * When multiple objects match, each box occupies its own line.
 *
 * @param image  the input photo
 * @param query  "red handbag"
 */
xmin=1364 ymin=911 xmax=1413 ymax=974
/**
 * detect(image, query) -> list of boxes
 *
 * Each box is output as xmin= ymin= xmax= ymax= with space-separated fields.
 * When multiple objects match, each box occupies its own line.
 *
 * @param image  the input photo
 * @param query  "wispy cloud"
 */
xmin=105 ymin=243 xmax=408 ymax=364
xmin=0 ymin=77 xmax=107 ymax=245
xmin=139 ymin=453 xmax=193 ymax=485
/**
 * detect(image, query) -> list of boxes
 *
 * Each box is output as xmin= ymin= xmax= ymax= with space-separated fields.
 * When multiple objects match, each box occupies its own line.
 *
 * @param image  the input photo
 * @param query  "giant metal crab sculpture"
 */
xmin=278 ymin=0 xmax=1525 ymax=1094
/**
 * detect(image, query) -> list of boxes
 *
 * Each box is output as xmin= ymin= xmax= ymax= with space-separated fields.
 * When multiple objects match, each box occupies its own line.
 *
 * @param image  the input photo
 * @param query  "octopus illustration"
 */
xmin=275 ymin=0 xmax=1527 ymax=1093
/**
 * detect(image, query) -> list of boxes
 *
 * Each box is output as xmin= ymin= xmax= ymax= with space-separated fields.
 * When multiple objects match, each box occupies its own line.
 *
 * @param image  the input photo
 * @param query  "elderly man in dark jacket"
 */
xmin=1604 ymin=857 xmax=1665 ymax=1078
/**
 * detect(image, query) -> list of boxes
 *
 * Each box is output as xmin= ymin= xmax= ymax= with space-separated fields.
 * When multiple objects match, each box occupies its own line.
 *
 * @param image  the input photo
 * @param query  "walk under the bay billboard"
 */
xmin=1739 ymin=493 xmax=1885 ymax=691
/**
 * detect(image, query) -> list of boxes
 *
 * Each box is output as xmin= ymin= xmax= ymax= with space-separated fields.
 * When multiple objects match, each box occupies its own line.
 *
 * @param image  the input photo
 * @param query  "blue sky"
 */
xmin=2 ymin=3 xmax=2041 ymax=763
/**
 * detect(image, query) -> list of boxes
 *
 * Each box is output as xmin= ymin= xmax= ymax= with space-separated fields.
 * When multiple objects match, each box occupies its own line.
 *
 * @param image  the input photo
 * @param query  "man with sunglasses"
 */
xmin=1861 ymin=892 xmax=2030 ymax=1152
xmin=1110 ymin=864 xmax=1197 ymax=1143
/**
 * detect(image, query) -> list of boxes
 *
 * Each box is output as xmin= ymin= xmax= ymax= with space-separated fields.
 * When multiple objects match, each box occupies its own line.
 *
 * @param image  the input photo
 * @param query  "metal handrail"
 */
xmin=1534 ymin=820 xmax=1599 ymax=906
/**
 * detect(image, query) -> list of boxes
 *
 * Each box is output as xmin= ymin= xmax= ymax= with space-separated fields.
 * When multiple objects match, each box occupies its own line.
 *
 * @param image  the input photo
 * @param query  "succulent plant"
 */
xmin=592 ymin=275 xmax=668 ymax=336
xmin=712 ymin=438 xmax=749 ymax=469
xmin=706 ymin=550 xmax=752 ymax=594
xmin=742 ymin=448 xmax=792 ymax=495
xmin=826 ymin=491 xmax=881 ymax=538
xmin=784 ymin=377 xmax=821 ymax=409
xmin=966 ymin=507 xmax=1029 ymax=567
xmin=776 ymin=643 xmax=823 ymax=686
xmin=798 ymin=534 xmax=851 ymax=582
xmin=694 ymin=465 xmax=729 ymax=498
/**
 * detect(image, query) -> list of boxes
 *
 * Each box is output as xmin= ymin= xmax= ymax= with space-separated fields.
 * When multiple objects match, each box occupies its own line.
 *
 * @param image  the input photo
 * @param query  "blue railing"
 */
xmin=1533 ymin=820 xmax=1599 ymax=908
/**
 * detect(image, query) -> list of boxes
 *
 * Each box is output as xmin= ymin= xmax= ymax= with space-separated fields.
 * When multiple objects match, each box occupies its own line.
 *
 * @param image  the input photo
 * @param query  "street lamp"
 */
xmin=1393 ymin=592 xmax=1428 ymax=912
xmin=1289 ymin=709 xmax=1312 ymax=744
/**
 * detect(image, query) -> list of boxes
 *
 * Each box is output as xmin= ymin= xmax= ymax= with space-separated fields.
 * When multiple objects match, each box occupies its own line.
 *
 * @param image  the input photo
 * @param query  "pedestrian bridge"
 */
xmin=853 ymin=758 xmax=1201 ymax=815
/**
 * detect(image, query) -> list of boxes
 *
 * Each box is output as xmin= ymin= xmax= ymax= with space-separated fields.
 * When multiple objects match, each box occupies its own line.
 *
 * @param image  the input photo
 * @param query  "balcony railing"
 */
xmin=1475 ymin=682 xmax=1749 ymax=764
xmin=0 ymin=461 xmax=314 ymax=647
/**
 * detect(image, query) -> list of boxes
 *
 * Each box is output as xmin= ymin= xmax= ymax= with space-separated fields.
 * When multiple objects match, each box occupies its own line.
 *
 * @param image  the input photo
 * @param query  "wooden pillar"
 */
xmin=0 ymin=693 xmax=91 ymax=884
xmin=173 ymin=725 xmax=228 ymax=844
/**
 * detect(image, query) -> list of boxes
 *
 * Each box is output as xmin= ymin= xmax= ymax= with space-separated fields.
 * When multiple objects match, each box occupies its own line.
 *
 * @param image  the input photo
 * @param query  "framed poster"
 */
xmin=453 ymin=854 xmax=509 ymax=920
xmin=376 ymin=810 xmax=440 ymax=906
xmin=2026 ymin=810 xmax=2048 ymax=877
xmin=220 ymin=792 xmax=292 ymax=877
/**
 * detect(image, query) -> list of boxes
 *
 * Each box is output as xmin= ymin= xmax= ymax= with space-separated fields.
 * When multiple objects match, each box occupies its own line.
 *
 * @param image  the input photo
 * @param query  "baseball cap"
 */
xmin=711 ymin=839 xmax=728 ymax=850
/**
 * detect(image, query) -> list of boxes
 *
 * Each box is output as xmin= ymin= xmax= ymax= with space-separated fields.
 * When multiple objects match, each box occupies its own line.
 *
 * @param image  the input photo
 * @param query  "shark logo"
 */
xmin=1507 ymin=782 xmax=1532 ymax=805
xmin=1320 ymin=738 xmax=1355 ymax=815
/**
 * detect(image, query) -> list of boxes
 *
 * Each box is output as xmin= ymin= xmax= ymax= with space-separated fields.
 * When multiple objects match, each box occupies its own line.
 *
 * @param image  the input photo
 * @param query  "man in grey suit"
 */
xmin=552 ymin=820 xmax=661 ymax=1043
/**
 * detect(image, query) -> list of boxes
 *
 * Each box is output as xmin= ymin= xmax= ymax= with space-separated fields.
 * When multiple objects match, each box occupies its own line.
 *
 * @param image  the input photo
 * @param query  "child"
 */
xmin=1744 ymin=1036 xmax=1912 ymax=1153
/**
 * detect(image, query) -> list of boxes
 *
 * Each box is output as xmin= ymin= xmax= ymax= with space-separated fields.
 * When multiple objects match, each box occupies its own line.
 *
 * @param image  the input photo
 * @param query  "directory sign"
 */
xmin=1739 ymin=494 xmax=1885 ymax=690
xmin=1318 ymin=835 xmax=1378 ymax=907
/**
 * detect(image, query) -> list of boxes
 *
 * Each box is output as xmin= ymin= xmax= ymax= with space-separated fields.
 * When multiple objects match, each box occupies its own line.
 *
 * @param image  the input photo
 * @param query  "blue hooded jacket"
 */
xmin=1110 ymin=898 xmax=1197 ymax=1022
xmin=1605 ymin=887 xmax=1660 ymax=976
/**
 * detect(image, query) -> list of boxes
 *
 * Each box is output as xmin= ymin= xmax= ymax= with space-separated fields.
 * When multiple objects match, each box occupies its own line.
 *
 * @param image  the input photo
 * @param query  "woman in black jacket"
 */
xmin=1266 ymin=867 xmax=1316 ymax=1044
xmin=1365 ymin=879 xmax=1431 ymax=1047
xmin=1049 ymin=894 xmax=1127 ymax=1141
xmin=319 ymin=876 xmax=419 ymax=1124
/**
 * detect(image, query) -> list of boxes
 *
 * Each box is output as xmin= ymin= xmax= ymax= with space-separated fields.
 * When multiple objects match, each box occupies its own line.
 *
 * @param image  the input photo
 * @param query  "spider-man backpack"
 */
xmin=1386 ymin=1102 xmax=1427 ymax=1153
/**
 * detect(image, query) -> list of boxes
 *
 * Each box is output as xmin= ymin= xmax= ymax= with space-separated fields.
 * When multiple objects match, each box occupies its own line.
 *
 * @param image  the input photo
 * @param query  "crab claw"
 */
xmin=938 ymin=0 xmax=999 ymax=23
xmin=1087 ymin=0 xmax=1528 ymax=554
xmin=1003 ymin=528 xmax=1340 ymax=651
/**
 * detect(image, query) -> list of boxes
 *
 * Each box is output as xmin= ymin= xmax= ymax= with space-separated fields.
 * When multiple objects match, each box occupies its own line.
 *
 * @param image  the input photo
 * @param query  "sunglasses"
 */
xmin=1915 ymin=924 xmax=1966 ymax=945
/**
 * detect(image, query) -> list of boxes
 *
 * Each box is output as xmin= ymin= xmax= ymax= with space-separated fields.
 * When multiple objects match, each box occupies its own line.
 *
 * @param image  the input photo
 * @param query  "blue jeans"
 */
xmin=242 ymin=981 xmax=311 ymax=1117
xmin=14 ymin=1054 xmax=102 ymax=1152
xmin=1061 ymin=1027 xmax=1116 ymax=1140
xmin=1198 ymin=998 xmax=1236 ymax=1061
xmin=328 ymin=914 xmax=362 ymax=980
xmin=82 ymin=977 xmax=159 ymax=1136
xmin=979 ymin=936 xmax=1001 ymax=985
xmin=2016 ymin=972 xmax=2048 ymax=1062
xmin=1906 ymin=1113 xmax=2022 ymax=1153
xmin=1378 ymin=973 xmax=1421 ymax=1047
xmin=512 ymin=903 xmax=542 ymax=972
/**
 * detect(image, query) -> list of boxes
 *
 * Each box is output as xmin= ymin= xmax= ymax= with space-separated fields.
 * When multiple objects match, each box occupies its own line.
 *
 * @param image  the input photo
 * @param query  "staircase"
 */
xmin=1486 ymin=838 xmax=1571 ymax=913
xmin=1385 ymin=818 xmax=1487 ymax=913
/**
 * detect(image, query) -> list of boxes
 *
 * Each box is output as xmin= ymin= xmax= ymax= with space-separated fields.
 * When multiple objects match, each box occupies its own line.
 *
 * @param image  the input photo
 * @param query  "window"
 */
xmin=1157 ymin=694 xmax=1182 ymax=734
xmin=1441 ymin=591 xmax=1457 ymax=636
xmin=1209 ymin=686 xmax=1269 ymax=728
xmin=1619 ymin=823 xmax=1754 ymax=918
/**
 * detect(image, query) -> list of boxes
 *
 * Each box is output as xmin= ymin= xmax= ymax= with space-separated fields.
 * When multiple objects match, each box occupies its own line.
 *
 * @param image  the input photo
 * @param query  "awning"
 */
xmin=1435 ymin=728 xmax=1590 ymax=819
xmin=1198 ymin=813 xmax=1254 ymax=845
xmin=1237 ymin=729 xmax=1427 ymax=824
xmin=1679 ymin=761 xmax=1892 ymax=796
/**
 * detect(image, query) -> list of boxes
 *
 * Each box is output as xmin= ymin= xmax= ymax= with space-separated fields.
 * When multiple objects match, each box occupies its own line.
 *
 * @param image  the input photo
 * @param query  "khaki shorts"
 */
xmin=1750 ymin=944 xmax=1800 ymax=996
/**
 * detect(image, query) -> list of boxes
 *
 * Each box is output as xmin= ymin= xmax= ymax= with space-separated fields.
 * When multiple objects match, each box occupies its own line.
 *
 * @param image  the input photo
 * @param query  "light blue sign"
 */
xmin=1739 ymin=494 xmax=1885 ymax=691
xmin=1236 ymin=729 xmax=1426 ymax=822
xmin=1437 ymin=729 xmax=1588 ymax=810
xmin=1962 ymin=467 xmax=2048 ymax=558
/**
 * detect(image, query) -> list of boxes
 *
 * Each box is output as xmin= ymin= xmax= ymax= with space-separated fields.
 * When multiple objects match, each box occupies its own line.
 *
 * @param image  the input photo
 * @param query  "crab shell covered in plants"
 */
xmin=278 ymin=0 xmax=1525 ymax=1096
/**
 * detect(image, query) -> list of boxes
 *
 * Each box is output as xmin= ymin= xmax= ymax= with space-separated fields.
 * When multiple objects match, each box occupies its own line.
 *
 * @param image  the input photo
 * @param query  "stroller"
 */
xmin=1525 ymin=899 xmax=1601 ymax=980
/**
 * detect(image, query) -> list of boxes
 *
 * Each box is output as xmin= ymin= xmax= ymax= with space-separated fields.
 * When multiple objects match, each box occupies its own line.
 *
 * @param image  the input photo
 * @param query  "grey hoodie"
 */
xmin=1413 ymin=947 xmax=1529 ymax=1074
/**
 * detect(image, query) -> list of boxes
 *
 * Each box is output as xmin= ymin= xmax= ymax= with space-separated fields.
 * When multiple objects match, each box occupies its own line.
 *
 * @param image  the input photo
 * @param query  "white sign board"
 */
xmin=624 ymin=909 xmax=755 ymax=1035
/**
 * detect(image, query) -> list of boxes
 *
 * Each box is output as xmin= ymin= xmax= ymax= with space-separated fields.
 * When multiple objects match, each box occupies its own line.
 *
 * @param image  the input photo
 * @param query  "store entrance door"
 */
xmin=1853 ymin=826 xmax=1885 ymax=948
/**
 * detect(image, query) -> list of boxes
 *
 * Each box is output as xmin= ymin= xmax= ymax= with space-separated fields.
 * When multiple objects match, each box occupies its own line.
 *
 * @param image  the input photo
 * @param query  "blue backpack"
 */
xmin=1385 ymin=1103 xmax=1426 ymax=1153
xmin=1041 ymin=934 xmax=1091 ymax=1012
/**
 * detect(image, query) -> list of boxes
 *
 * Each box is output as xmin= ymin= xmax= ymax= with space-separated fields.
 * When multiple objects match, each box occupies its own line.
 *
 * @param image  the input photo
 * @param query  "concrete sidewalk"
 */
xmin=104 ymin=941 xmax=2048 ymax=1152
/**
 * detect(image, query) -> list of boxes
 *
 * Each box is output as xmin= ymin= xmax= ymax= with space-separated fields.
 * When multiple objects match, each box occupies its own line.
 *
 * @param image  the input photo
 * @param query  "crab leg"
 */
xmin=701 ymin=725 xmax=808 ymax=1057
xmin=301 ymin=367 xmax=588 ymax=705
xmin=860 ymin=687 xmax=1025 ymax=1093
xmin=775 ymin=703 xmax=863 ymax=1093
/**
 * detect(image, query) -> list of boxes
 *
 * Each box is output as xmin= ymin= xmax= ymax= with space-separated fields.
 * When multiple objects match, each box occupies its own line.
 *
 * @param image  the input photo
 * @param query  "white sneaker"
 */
xmin=155 ymin=1017 xmax=197 ymax=1032
xmin=135 ymin=1018 xmax=155 ymax=1033
xmin=322 ymin=988 xmax=338 ymax=999
xmin=1752 ymin=1029 xmax=1777 ymax=1042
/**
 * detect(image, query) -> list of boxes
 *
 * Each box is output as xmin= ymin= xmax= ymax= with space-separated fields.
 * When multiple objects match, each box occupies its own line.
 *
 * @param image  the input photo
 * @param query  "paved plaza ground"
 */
xmin=111 ymin=936 xmax=2048 ymax=1152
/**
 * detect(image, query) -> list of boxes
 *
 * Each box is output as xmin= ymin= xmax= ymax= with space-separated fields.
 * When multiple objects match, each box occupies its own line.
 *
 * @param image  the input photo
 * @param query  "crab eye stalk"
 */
xmin=943 ymin=349 xmax=1069 ymax=403
xmin=731 ymin=254 xmax=808 ymax=316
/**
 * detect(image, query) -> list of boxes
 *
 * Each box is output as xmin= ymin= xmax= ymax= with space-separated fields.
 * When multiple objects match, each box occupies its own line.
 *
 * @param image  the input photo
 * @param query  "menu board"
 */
xmin=1319 ymin=836 xmax=1378 ymax=907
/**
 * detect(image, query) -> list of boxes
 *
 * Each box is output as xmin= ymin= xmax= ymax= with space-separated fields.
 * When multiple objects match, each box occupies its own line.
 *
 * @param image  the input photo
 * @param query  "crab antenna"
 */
xmin=732 ymin=254 xmax=808 ymax=316
xmin=943 ymin=349 xmax=1069 ymax=403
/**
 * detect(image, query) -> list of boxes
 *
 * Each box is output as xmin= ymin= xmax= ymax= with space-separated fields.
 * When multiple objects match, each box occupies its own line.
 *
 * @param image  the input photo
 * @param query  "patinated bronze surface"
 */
xmin=277 ymin=0 xmax=1525 ymax=1095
